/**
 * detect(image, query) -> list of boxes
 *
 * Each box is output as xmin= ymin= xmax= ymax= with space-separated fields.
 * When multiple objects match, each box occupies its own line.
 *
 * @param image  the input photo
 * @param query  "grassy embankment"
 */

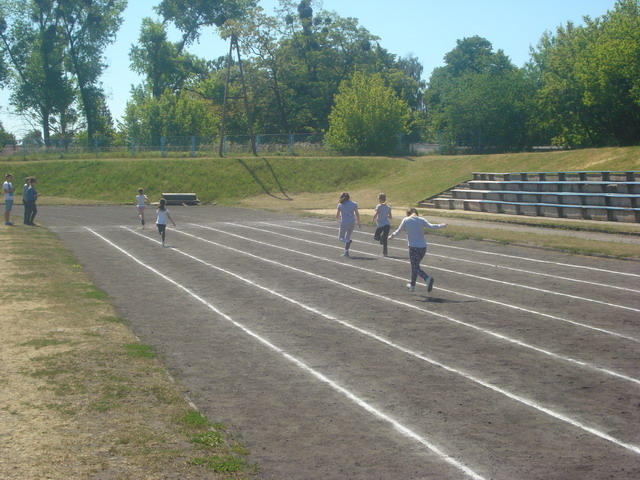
xmin=3 ymin=145 xmax=640 ymax=257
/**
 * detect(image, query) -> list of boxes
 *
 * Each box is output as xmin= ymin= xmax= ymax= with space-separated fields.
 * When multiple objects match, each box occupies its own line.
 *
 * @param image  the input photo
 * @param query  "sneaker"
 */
xmin=426 ymin=276 xmax=434 ymax=292
xmin=342 ymin=250 xmax=349 ymax=257
xmin=5 ymin=221 xmax=12 ymax=226
xmin=406 ymin=284 xmax=415 ymax=292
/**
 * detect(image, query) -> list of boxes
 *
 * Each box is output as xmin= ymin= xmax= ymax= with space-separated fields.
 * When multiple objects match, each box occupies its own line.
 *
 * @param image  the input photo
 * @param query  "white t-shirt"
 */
xmin=337 ymin=199 xmax=358 ymax=224
xmin=156 ymin=208 xmax=170 ymax=225
xmin=136 ymin=194 xmax=147 ymax=207
xmin=3 ymin=181 xmax=13 ymax=200
xmin=392 ymin=216 xmax=446 ymax=248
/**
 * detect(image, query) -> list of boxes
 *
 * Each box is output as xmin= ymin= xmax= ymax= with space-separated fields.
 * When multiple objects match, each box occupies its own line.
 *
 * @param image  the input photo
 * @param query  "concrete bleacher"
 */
xmin=423 ymin=170 xmax=640 ymax=223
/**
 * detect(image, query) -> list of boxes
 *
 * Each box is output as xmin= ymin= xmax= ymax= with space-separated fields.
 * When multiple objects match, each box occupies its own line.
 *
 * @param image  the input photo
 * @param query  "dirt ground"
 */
xmin=19 ymin=204 xmax=640 ymax=479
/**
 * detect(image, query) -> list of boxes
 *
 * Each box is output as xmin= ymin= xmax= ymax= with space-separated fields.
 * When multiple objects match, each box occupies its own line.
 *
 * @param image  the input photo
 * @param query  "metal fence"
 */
xmin=5 ymin=133 xmax=329 ymax=158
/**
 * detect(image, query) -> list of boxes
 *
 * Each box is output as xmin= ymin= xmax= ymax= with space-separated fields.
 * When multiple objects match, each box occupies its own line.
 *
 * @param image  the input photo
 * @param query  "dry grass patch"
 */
xmin=0 ymin=224 xmax=255 ymax=479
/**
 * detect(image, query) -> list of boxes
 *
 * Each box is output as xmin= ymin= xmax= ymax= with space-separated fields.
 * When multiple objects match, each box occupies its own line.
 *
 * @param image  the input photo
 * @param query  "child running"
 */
xmin=389 ymin=208 xmax=447 ymax=292
xmin=336 ymin=192 xmax=360 ymax=257
xmin=136 ymin=188 xmax=148 ymax=228
xmin=372 ymin=193 xmax=392 ymax=256
xmin=156 ymin=198 xmax=176 ymax=246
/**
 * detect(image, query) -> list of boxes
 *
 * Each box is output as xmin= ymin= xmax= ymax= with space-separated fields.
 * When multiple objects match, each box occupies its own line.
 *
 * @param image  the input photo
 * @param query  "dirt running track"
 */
xmin=41 ymin=205 xmax=640 ymax=480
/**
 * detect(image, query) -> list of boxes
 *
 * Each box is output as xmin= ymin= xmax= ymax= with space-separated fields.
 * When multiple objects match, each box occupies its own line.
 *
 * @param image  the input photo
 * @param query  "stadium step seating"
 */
xmin=421 ymin=171 xmax=640 ymax=223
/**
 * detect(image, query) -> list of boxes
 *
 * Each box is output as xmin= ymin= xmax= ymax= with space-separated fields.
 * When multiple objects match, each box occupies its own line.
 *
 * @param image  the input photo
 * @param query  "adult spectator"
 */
xmin=3 ymin=173 xmax=14 ymax=225
xmin=24 ymin=177 xmax=38 ymax=226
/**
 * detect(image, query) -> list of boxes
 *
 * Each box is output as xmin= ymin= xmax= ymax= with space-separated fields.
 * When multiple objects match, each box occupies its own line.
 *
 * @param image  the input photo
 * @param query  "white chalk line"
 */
xmin=87 ymin=227 xmax=486 ymax=480
xmin=221 ymin=221 xmax=640 ymax=344
xmin=198 ymin=223 xmax=640 ymax=385
xmin=294 ymin=219 xmax=640 ymax=279
xmin=265 ymin=221 xmax=640 ymax=314
xmin=128 ymin=225 xmax=640 ymax=457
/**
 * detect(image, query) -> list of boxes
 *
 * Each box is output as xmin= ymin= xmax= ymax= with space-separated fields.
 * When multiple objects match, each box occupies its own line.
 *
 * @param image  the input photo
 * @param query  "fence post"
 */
xmin=191 ymin=136 xmax=196 ymax=157
xmin=289 ymin=134 xmax=294 ymax=155
xmin=130 ymin=138 xmax=136 ymax=155
xmin=160 ymin=136 xmax=166 ymax=157
xmin=255 ymin=134 xmax=260 ymax=155
xmin=222 ymin=135 xmax=227 ymax=156
xmin=94 ymin=138 xmax=99 ymax=156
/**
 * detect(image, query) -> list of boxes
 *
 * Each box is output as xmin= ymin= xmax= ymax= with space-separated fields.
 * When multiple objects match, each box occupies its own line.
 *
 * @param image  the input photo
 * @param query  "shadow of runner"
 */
xmin=237 ymin=158 xmax=293 ymax=200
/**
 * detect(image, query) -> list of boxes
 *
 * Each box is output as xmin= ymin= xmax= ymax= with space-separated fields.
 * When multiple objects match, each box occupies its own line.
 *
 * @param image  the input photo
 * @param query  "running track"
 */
xmin=43 ymin=205 xmax=640 ymax=479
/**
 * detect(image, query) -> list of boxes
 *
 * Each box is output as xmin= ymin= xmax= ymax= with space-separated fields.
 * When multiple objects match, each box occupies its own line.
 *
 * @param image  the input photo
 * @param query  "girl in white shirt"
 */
xmin=136 ymin=188 xmax=148 ymax=228
xmin=156 ymin=198 xmax=176 ymax=246
xmin=389 ymin=208 xmax=447 ymax=292
xmin=336 ymin=192 xmax=360 ymax=257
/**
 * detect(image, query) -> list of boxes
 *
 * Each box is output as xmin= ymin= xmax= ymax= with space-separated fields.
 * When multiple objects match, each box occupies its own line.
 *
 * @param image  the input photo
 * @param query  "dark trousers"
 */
xmin=24 ymin=201 xmax=36 ymax=224
xmin=374 ymin=225 xmax=390 ymax=255
xmin=409 ymin=246 xmax=428 ymax=286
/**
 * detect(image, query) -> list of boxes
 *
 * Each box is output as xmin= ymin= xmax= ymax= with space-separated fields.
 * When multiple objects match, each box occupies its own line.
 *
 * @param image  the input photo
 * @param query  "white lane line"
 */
xmin=87 ymin=228 xmax=486 ymax=480
xmin=193 ymin=224 xmax=640 ymax=385
xmin=294 ymin=220 xmax=640 ymax=278
xmin=126 ymin=226 xmax=640 ymax=457
xmin=221 ymin=222 xmax=640 ymax=344
xmin=288 ymin=221 xmax=640 ymax=293
xmin=263 ymin=222 xmax=640 ymax=314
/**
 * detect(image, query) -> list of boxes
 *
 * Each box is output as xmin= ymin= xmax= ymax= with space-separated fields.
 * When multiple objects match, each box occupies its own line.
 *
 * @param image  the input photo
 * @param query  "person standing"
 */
xmin=389 ymin=208 xmax=447 ymax=292
xmin=3 ymin=174 xmax=14 ymax=225
xmin=22 ymin=176 xmax=32 ymax=225
xmin=372 ymin=193 xmax=392 ymax=256
xmin=24 ymin=177 xmax=38 ymax=226
xmin=136 ymin=188 xmax=148 ymax=228
xmin=336 ymin=192 xmax=360 ymax=257
xmin=156 ymin=198 xmax=176 ymax=246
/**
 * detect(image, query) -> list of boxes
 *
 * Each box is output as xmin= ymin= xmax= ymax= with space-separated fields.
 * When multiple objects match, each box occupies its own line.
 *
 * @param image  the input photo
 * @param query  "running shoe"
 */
xmin=426 ymin=276 xmax=434 ymax=292
xmin=406 ymin=284 xmax=415 ymax=292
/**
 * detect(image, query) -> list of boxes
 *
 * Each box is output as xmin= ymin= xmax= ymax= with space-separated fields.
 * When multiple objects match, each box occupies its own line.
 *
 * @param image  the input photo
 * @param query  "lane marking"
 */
xmin=87 ymin=227 xmax=486 ymax=480
xmin=122 ymin=226 xmax=640 ymax=457
xmin=217 ymin=222 xmax=640 ymax=344
xmin=294 ymin=219 xmax=640 ymax=278
xmin=262 ymin=222 xmax=640 ymax=314
xmin=188 ymin=224 xmax=640 ymax=385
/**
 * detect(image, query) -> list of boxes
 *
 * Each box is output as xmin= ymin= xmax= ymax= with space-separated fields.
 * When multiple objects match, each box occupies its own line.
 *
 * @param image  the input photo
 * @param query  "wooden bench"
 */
xmin=433 ymin=198 xmax=640 ymax=222
xmin=161 ymin=193 xmax=200 ymax=206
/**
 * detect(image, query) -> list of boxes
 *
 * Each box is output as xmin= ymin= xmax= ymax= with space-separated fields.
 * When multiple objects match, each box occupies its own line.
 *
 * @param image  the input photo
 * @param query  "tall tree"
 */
xmin=129 ymin=18 xmax=210 ymax=99
xmin=426 ymin=36 xmax=533 ymax=151
xmin=0 ymin=0 xmax=74 ymax=145
xmin=57 ymin=0 xmax=126 ymax=144
xmin=529 ymin=0 xmax=640 ymax=147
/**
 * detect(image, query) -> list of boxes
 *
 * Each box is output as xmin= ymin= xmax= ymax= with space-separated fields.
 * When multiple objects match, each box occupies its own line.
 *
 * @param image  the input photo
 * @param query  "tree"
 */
xmin=425 ymin=36 xmax=533 ymax=151
xmin=129 ymin=18 xmax=211 ymax=100
xmin=57 ymin=0 xmax=126 ymax=144
xmin=0 ymin=0 xmax=74 ymax=146
xmin=325 ymin=71 xmax=411 ymax=155
xmin=529 ymin=0 xmax=640 ymax=147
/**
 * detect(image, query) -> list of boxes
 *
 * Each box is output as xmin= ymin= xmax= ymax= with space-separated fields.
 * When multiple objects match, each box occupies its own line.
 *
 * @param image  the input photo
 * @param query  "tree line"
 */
xmin=0 ymin=0 xmax=638 ymax=155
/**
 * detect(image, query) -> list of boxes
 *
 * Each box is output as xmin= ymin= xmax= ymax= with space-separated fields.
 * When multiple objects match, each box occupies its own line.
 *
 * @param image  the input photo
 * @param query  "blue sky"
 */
xmin=1 ymin=0 xmax=615 ymax=136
